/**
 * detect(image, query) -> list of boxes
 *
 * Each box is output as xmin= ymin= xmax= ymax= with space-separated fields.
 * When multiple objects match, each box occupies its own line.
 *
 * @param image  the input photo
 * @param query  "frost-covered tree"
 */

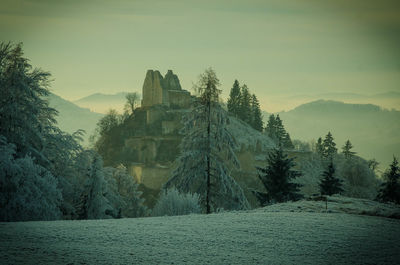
xmin=250 ymin=94 xmax=263 ymax=132
xmin=342 ymin=140 xmax=356 ymax=159
xmin=377 ymin=157 xmax=400 ymax=204
xmin=76 ymin=152 xmax=114 ymax=219
xmin=227 ymin=79 xmax=241 ymax=118
xmin=0 ymin=136 xmax=62 ymax=221
xmin=152 ymin=188 xmax=201 ymax=217
xmin=165 ymin=68 xmax=249 ymax=213
xmin=323 ymin=132 xmax=337 ymax=158
xmin=256 ymin=148 xmax=303 ymax=204
xmin=319 ymin=161 xmax=343 ymax=196
xmin=0 ymin=42 xmax=57 ymax=162
xmin=104 ymin=165 xmax=147 ymax=217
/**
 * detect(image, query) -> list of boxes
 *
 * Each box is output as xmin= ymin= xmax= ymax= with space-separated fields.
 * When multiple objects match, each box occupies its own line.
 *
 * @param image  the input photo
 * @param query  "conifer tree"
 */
xmin=323 ymin=132 xmax=337 ymax=158
xmin=319 ymin=161 xmax=343 ymax=196
xmin=265 ymin=114 xmax=276 ymax=141
xmin=377 ymin=157 xmax=400 ymax=204
xmin=282 ymin=132 xmax=294 ymax=149
xmin=227 ymin=80 xmax=241 ymax=117
xmin=165 ymin=68 xmax=249 ymax=213
xmin=342 ymin=140 xmax=356 ymax=159
xmin=250 ymin=94 xmax=263 ymax=131
xmin=316 ymin=137 xmax=324 ymax=156
xmin=238 ymin=84 xmax=252 ymax=124
xmin=256 ymin=148 xmax=303 ymax=204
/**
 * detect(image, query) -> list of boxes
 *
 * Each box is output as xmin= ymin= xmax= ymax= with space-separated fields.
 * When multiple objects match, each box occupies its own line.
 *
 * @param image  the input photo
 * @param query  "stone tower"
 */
xmin=142 ymin=70 xmax=164 ymax=107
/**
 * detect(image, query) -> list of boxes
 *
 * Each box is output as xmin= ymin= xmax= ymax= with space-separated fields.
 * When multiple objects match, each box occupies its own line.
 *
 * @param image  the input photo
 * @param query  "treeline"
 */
xmin=0 ymin=43 xmax=146 ymax=221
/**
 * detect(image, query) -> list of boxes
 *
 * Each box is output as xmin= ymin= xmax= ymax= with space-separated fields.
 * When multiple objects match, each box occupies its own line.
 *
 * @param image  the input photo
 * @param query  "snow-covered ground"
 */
xmin=1 ymin=199 xmax=400 ymax=265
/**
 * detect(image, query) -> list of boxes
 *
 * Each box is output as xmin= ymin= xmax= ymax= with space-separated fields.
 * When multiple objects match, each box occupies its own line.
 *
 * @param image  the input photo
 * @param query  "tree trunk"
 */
xmin=206 ymin=101 xmax=211 ymax=214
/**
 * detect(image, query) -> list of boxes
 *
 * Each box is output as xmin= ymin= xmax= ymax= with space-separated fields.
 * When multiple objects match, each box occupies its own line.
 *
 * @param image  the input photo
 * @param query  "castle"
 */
xmin=141 ymin=70 xmax=192 ymax=109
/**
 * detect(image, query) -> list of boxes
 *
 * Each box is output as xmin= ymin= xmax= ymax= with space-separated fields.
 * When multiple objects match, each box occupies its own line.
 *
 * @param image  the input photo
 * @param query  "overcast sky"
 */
xmin=1 ymin=0 xmax=400 ymax=111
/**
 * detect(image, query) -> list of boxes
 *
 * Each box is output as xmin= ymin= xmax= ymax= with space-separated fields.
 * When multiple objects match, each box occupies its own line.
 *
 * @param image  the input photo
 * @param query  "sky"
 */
xmin=1 ymin=0 xmax=400 ymax=112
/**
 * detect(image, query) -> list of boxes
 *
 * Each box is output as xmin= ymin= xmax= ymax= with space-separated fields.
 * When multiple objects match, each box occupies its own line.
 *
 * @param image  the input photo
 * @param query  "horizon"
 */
xmin=1 ymin=0 xmax=400 ymax=112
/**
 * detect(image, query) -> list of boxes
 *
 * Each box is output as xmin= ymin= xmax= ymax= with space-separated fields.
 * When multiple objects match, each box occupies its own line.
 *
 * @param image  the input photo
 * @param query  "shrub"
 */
xmin=152 ymin=188 xmax=201 ymax=216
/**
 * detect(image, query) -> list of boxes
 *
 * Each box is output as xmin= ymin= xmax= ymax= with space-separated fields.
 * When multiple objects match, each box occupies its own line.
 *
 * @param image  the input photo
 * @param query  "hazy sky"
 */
xmin=1 ymin=0 xmax=400 ymax=111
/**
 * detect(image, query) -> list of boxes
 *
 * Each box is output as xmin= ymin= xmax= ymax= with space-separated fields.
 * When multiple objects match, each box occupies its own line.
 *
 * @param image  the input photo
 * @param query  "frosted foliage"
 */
xmin=0 ymin=137 xmax=62 ymax=221
xmin=336 ymin=156 xmax=379 ymax=200
xmin=104 ymin=165 xmax=147 ymax=218
xmin=296 ymin=154 xmax=324 ymax=196
xmin=165 ymin=103 xmax=250 ymax=211
xmin=152 ymin=188 xmax=201 ymax=217
xmin=79 ymin=154 xmax=114 ymax=219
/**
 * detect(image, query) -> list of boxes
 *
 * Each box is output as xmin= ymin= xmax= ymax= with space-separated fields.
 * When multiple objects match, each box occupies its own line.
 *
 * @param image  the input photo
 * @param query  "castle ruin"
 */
xmin=141 ymin=70 xmax=191 ymax=109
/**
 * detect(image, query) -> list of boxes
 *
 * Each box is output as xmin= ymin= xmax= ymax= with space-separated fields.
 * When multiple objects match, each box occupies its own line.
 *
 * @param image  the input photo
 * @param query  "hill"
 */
xmin=267 ymin=100 xmax=400 ymax=168
xmin=1 ymin=197 xmax=399 ymax=264
xmin=48 ymin=93 xmax=104 ymax=145
xmin=74 ymin=92 xmax=137 ymax=113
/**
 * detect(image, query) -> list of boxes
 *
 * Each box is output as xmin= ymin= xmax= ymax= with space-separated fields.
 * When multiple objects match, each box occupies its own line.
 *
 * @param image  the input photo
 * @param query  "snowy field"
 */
xmin=1 ymin=207 xmax=400 ymax=264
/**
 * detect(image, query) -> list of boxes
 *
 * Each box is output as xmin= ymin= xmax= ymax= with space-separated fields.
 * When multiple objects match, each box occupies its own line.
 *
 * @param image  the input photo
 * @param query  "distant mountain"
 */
xmin=263 ymin=100 xmax=400 ymax=168
xmin=48 ymin=93 xmax=104 ymax=145
xmin=74 ymin=92 xmax=140 ymax=114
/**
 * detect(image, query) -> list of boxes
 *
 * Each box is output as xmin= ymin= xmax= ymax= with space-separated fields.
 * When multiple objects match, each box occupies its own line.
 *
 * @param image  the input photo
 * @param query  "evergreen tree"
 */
xmin=256 ymin=148 xmax=303 ymax=204
xmin=316 ymin=137 xmax=324 ymax=156
xmin=342 ymin=140 xmax=356 ymax=159
xmin=250 ymin=94 xmax=263 ymax=131
xmin=265 ymin=114 xmax=277 ymax=141
xmin=319 ymin=161 xmax=343 ymax=196
xmin=238 ymin=84 xmax=252 ymax=124
xmin=227 ymin=80 xmax=241 ymax=118
xmin=165 ymin=68 xmax=249 ymax=213
xmin=282 ymin=132 xmax=294 ymax=149
xmin=77 ymin=152 xmax=114 ymax=219
xmin=377 ymin=157 xmax=400 ymax=204
xmin=323 ymin=132 xmax=337 ymax=158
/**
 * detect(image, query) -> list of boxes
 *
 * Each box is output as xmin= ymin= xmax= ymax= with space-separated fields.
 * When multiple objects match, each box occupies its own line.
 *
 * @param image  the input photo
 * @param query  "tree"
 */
xmin=282 ymin=132 xmax=294 ymax=150
xmin=250 ymin=94 xmax=263 ymax=131
xmin=0 ymin=136 xmax=62 ymax=221
xmin=227 ymin=80 xmax=241 ymax=118
xmin=124 ymin=92 xmax=140 ymax=115
xmin=256 ymin=148 xmax=303 ymax=204
xmin=96 ymin=109 xmax=121 ymax=137
xmin=152 ymin=188 xmax=201 ymax=217
xmin=367 ymin=159 xmax=379 ymax=173
xmin=165 ymin=68 xmax=249 ymax=213
xmin=315 ymin=137 xmax=324 ymax=156
xmin=323 ymin=132 xmax=337 ymax=158
xmin=265 ymin=114 xmax=277 ymax=141
xmin=377 ymin=157 xmax=400 ymax=204
xmin=342 ymin=140 xmax=356 ymax=159
xmin=319 ymin=161 xmax=343 ymax=196
xmin=0 ymin=42 xmax=57 ymax=162
xmin=238 ymin=84 xmax=252 ymax=124
xmin=104 ymin=165 xmax=147 ymax=218
xmin=76 ymin=152 xmax=114 ymax=219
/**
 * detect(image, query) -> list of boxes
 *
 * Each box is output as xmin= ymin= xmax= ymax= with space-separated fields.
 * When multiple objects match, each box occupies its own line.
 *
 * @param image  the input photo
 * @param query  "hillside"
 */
xmin=48 ymin=93 xmax=104 ymax=145
xmin=74 ymin=92 xmax=135 ymax=113
xmin=1 ymin=198 xmax=399 ymax=264
xmin=264 ymin=100 xmax=400 ymax=168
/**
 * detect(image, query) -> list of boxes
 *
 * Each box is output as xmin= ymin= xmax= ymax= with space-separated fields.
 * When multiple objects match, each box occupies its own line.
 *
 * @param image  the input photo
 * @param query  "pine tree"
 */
xmin=238 ymin=84 xmax=252 ymax=124
xmin=316 ymin=137 xmax=324 ymax=156
xmin=265 ymin=114 xmax=277 ymax=141
xmin=256 ymin=148 xmax=303 ymax=204
xmin=319 ymin=161 xmax=343 ymax=196
xmin=377 ymin=157 xmax=400 ymax=204
xmin=227 ymin=80 xmax=241 ymax=118
xmin=282 ymin=132 xmax=294 ymax=149
xmin=250 ymin=94 xmax=263 ymax=131
xmin=342 ymin=140 xmax=356 ymax=159
xmin=165 ymin=68 xmax=249 ymax=213
xmin=323 ymin=132 xmax=337 ymax=158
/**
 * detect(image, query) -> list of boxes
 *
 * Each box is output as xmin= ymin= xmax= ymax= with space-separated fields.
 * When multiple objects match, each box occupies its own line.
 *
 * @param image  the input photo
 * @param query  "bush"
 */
xmin=152 ymin=188 xmax=201 ymax=217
